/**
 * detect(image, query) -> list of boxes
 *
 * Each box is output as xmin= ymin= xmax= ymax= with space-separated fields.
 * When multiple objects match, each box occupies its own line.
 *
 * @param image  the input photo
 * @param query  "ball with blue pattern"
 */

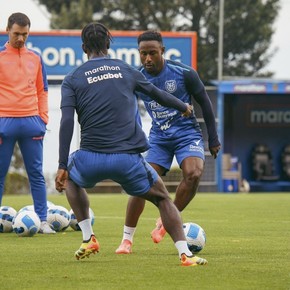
xmin=47 ymin=205 xmax=71 ymax=232
xmin=13 ymin=210 xmax=41 ymax=237
xmin=183 ymin=222 xmax=206 ymax=254
xmin=0 ymin=206 xmax=17 ymax=233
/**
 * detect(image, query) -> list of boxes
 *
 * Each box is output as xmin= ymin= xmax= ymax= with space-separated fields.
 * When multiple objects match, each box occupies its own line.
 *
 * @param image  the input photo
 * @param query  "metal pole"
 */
xmin=218 ymin=0 xmax=224 ymax=81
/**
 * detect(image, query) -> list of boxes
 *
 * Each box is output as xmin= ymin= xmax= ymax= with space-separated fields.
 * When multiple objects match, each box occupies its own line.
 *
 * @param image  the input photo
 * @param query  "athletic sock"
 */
xmin=175 ymin=240 xmax=192 ymax=258
xmin=122 ymin=225 xmax=136 ymax=243
xmin=78 ymin=219 xmax=94 ymax=241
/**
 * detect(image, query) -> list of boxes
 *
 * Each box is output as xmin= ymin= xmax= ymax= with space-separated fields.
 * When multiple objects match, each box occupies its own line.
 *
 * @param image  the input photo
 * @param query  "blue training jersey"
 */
xmin=139 ymin=59 xmax=218 ymax=145
xmin=60 ymin=57 xmax=187 ymax=158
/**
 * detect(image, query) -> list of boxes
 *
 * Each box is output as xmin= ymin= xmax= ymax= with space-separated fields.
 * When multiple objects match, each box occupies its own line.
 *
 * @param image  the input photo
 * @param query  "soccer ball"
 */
xmin=69 ymin=208 xmax=95 ymax=231
xmin=183 ymin=222 xmax=206 ymax=254
xmin=12 ymin=210 xmax=41 ymax=237
xmin=0 ymin=206 xmax=17 ymax=233
xmin=47 ymin=200 xmax=55 ymax=209
xmin=47 ymin=205 xmax=71 ymax=232
xmin=18 ymin=205 xmax=35 ymax=213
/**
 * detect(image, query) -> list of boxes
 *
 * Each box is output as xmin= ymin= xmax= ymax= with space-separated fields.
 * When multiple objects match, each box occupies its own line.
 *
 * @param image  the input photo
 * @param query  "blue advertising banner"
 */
xmin=0 ymin=30 xmax=196 ymax=79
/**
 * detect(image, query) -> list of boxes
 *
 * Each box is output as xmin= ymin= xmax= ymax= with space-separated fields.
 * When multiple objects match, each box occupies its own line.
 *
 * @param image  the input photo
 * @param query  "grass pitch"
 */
xmin=1 ymin=192 xmax=289 ymax=290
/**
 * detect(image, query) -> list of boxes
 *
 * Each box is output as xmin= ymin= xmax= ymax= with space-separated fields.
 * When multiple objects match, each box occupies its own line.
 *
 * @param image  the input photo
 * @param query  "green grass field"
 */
xmin=1 ymin=193 xmax=289 ymax=290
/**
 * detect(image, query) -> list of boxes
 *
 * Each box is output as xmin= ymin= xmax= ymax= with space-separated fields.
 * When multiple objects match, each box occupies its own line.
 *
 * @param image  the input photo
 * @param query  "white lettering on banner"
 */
xmin=251 ymin=110 xmax=290 ymax=124
xmin=87 ymin=72 xmax=123 ymax=84
xmin=234 ymin=84 xmax=267 ymax=93
xmin=27 ymin=42 xmax=182 ymax=68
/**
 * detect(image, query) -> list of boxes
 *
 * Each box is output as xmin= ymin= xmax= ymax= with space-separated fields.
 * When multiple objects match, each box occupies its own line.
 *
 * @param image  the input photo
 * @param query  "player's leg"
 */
xmin=151 ymin=135 xmax=205 ymax=243
xmin=18 ymin=117 xmax=55 ymax=233
xmin=65 ymin=150 xmax=101 ymax=259
xmin=174 ymin=156 xmax=204 ymax=211
xmin=65 ymin=179 xmax=99 ymax=260
xmin=115 ymin=195 xmax=145 ymax=254
xmin=115 ymin=162 xmax=166 ymax=253
xmin=0 ymin=119 xmax=16 ymax=204
xmin=118 ymin=154 xmax=207 ymax=266
xmin=142 ymin=176 xmax=207 ymax=266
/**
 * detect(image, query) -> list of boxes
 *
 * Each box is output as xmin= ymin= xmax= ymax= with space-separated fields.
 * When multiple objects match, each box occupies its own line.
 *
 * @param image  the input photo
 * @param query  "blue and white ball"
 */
xmin=47 ymin=205 xmax=71 ymax=232
xmin=18 ymin=205 xmax=35 ymax=213
xmin=183 ymin=222 xmax=206 ymax=254
xmin=69 ymin=208 xmax=95 ymax=231
xmin=0 ymin=206 xmax=17 ymax=233
xmin=12 ymin=210 xmax=41 ymax=237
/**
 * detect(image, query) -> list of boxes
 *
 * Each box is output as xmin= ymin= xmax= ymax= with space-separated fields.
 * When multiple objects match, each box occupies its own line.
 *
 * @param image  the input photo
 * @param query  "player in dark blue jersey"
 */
xmin=116 ymin=30 xmax=221 ymax=254
xmin=55 ymin=22 xmax=208 ymax=266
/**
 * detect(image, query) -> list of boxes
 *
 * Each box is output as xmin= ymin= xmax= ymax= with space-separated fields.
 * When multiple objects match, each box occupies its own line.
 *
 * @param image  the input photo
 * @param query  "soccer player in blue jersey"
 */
xmin=55 ymin=22 xmax=208 ymax=266
xmin=116 ymin=30 xmax=221 ymax=254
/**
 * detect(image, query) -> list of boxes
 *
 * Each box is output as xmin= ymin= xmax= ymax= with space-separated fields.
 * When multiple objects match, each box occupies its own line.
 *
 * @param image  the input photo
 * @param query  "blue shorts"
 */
xmin=67 ymin=150 xmax=158 ymax=196
xmin=145 ymin=131 xmax=205 ymax=172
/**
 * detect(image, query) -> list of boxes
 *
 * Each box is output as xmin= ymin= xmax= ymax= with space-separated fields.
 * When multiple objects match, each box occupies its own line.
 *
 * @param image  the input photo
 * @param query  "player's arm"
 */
xmin=36 ymin=55 xmax=49 ymax=124
xmin=135 ymin=72 xmax=192 ymax=116
xmin=184 ymin=70 xmax=221 ymax=155
xmin=55 ymin=106 xmax=74 ymax=192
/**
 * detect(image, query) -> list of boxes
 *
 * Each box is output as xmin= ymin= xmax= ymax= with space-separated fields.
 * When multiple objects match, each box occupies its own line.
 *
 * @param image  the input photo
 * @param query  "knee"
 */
xmin=184 ymin=168 xmax=203 ymax=185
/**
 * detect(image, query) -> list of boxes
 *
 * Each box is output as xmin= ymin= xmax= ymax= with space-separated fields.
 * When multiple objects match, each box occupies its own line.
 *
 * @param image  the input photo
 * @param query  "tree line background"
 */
xmin=39 ymin=0 xmax=280 ymax=81
xmin=6 ymin=0 xmax=280 ymax=195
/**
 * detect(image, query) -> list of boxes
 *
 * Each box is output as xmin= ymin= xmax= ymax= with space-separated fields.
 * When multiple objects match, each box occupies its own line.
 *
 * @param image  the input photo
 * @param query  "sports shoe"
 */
xmin=115 ymin=239 xmax=132 ymax=254
xmin=151 ymin=217 xmax=166 ymax=243
xmin=180 ymin=253 xmax=208 ymax=267
xmin=39 ymin=221 xmax=56 ymax=234
xmin=75 ymin=235 xmax=100 ymax=260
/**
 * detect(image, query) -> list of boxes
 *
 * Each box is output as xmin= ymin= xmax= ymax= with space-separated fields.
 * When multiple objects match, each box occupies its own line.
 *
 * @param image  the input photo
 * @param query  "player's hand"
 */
xmin=182 ymin=104 xmax=193 ymax=118
xmin=55 ymin=169 xmax=68 ymax=193
xmin=209 ymin=145 xmax=221 ymax=159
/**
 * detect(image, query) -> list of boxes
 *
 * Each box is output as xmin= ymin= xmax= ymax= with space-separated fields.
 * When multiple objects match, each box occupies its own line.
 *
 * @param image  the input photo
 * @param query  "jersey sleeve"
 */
xmin=184 ymin=69 xmax=220 ymax=148
xmin=61 ymin=75 xmax=77 ymax=108
xmin=36 ymin=54 xmax=49 ymax=124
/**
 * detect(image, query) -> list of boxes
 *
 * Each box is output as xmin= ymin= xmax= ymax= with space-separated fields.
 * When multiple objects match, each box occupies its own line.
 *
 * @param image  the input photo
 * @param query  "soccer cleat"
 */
xmin=75 ymin=235 xmax=100 ymax=260
xmin=151 ymin=217 xmax=166 ymax=243
xmin=115 ymin=239 xmax=132 ymax=254
xmin=180 ymin=253 xmax=208 ymax=267
xmin=39 ymin=221 xmax=56 ymax=234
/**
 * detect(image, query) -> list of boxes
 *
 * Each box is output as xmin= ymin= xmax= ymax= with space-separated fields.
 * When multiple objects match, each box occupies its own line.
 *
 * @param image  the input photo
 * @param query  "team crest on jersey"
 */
xmin=165 ymin=80 xmax=177 ymax=93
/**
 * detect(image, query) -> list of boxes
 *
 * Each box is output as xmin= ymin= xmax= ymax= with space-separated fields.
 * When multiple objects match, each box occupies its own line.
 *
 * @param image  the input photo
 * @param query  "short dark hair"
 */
xmin=7 ymin=12 xmax=31 ymax=29
xmin=81 ymin=22 xmax=113 ymax=53
xmin=137 ymin=30 xmax=163 ymax=45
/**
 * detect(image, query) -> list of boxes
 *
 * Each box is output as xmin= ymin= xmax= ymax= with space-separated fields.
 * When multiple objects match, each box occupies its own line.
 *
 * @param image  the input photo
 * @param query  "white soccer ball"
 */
xmin=183 ymin=222 xmax=206 ymax=254
xmin=47 ymin=200 xmax=55 ymax=209
xmin=12 ymin=210 xmax=41 ymax=237
xmin=69 ymin=208 xmax=95 ymax=231
xmin=18 ymin=205 xmax=35 ymax=213
xmin=0 ymin=206 xmax=17 ymax=233
xmin=47 ymin=205 xmax=71 ymax=232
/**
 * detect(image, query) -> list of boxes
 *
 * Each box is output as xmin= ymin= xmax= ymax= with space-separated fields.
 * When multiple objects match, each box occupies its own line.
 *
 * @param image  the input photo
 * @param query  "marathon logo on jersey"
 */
xmin=165 ymin=80 xmax=177 ymax=93
xmin=85 ymin=65 xmax=123 ymax=84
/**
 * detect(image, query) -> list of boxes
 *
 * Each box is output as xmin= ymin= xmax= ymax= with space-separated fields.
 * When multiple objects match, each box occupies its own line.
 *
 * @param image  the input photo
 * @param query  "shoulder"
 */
xmin=166 ymin=59 xmax=196 ymax=74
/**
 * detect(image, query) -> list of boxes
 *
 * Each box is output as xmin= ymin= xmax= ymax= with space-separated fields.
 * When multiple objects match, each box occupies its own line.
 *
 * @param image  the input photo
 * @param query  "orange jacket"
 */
xmin=0 ymin=42 xmax=48 ymax=124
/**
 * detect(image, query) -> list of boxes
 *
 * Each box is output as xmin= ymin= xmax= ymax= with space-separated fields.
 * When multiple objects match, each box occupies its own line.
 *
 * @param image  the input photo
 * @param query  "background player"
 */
xmin=0 ymin=13 xmax=55 ymax=234
xmin=116 ymin=30 xmax=220 ymax=254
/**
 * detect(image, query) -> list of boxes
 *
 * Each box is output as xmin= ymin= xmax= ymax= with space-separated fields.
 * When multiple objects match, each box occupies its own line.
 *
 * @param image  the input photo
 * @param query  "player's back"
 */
xmin=61 ymin=58 xmax=149 ymax=154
